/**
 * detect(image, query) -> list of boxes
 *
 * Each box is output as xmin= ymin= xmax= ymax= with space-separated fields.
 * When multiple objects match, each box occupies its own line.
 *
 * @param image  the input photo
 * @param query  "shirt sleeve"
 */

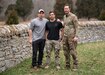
xmin=45 ymin=22 xmax=48 ymax=31
xmin=29 ymin=20 xmax=35 ymax=31
xmin=59 ymin=22 xmax=64 ymax=29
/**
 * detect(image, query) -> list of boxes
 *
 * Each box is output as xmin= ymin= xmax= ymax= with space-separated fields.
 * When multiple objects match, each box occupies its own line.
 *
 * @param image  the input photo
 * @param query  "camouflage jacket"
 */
xmin=63 ymin=12 xmax=79 ymax=37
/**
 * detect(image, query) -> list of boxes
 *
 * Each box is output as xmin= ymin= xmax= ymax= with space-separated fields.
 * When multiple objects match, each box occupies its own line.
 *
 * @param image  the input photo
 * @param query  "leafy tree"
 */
xmin=76 ymin=0 xmax=94 ymax=19
xmin=0 ymin=6 xmax=2 ymax=13
xmin=6 ymin=9 xmax=19 ymax=25
xmin=76 ymin=0 xmax=105 ymax=19
xmin=95 ymin=0 xmax=105 ymax=18
xmin=5 ymin=4 xmax=16 ymax=16
xmin=54 ymin=0 xmax=73 ymax=19
xmin=0 ymin=0 xmax=3 ymax=14
xmin=16 ymin=0 xmax=33 ymax=20
xmin=99 ymin=9 xmax=105 ymax=20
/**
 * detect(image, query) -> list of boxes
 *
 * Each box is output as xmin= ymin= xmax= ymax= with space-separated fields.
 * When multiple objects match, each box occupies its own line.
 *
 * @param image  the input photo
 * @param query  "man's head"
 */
xmin=38 ymin=9 xmax=45 ymax=19
xmin=49 ymin=11 xmax=56 ymax=20
xmin=64 ymin=4 xmax=71 ymax=15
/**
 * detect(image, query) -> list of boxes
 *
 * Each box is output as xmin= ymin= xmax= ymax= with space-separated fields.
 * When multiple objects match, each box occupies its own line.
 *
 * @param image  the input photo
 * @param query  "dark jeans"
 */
xmin=32 ymin=39 xmax=45 ymax=67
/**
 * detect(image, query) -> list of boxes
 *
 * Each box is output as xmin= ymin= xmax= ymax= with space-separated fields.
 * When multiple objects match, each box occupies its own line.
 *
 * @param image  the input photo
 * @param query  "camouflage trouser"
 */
xmin=63 ymin=35 xmax=78 ymax=68
xmin=45 ymin=40 xmax=61 ymax=66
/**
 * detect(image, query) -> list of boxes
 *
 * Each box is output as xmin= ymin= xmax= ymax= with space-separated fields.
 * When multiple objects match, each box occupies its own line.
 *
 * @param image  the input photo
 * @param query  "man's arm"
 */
xmin=73 ymin=15 xmax=79 ymax=41
xmin=28 ymin=29 xmax=32 ymax=44
xmin=45 ymin=31 xmax=48 ymax=41
xmin=59 ymin=21 xmax=64 ymax=41
xmin=57 ymin=19 xmax=64 ymax=41
xmin=60 ymin=28 xmax=64 ymax=40
xmin=28 ymin=20 xmax=34 ymax=44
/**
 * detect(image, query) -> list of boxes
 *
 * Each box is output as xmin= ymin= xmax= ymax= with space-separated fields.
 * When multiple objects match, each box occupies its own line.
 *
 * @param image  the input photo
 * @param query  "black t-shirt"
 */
xmin=45 ymin=20 xmax=64 ymax=40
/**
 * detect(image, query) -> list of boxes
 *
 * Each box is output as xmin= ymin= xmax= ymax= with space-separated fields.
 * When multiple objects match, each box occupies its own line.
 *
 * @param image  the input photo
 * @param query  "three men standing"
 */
xmin=29 ymin=4 xmax=79 ymax=70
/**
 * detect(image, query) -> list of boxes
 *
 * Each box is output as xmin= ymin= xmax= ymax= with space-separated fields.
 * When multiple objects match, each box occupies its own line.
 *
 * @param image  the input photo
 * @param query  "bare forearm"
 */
xmin=45 ymin=31 xmax=48 ymax=40
xmin=28 ymin=29 xmax=32 ymax=43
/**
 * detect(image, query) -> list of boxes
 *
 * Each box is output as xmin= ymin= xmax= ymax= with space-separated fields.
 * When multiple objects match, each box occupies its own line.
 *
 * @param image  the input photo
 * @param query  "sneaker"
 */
xmin=37 ymin=65 xmax=44 ymax=69
xmin=45 ymin=65 xmax=49 ymax=69
xmin=31 ymin=66 xmax=38 ymax=70
xmin=72 ymin=65 xmax=78 ymax=71
xmin=65 ymin=65 xmax=70 ymax=69
xmin=72 ymin=68 xmax=77 ymax=71
xmin=56 ymin=65 xmax=61 ymax=70
xmin=33 ymin=66 xmax=38 ymax=70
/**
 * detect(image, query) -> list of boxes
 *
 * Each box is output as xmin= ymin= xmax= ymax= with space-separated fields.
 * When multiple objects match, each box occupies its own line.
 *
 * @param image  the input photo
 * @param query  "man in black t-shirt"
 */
xmin=45 ymin=11 xmax=64 ymax=70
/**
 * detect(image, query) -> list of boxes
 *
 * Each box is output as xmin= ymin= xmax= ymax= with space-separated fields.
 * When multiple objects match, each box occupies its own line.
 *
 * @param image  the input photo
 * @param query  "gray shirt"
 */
xmin=29 ymin=17 xmax=48 ymax=41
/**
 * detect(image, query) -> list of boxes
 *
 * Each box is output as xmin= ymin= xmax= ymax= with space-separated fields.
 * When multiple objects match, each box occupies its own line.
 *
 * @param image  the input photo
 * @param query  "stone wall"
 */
xmin=0 ymin=21 xmax=105 ymax=72
xmin=0 ymin=24 xmax=32 ymax=72
xmin=78 ymin=21 xmax=105 ymax=43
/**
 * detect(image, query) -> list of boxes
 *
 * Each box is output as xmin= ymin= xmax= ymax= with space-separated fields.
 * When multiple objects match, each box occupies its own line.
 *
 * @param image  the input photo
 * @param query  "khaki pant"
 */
xmin=45 ymin=40 xmax=61 ymax=66
xmin=63 ymin=35 xmax=78 ymax=68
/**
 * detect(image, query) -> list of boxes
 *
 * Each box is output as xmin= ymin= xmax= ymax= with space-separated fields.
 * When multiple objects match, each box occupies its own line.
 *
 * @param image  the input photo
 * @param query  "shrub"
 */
xmin=16 ymin=0 xmax=33 ymax=21
xmin=99 ymin=9 xmax=105 ymax=20
xmin=6 ymin=10 xmax=19 ymax=25
xmin=5 ymin=4 xmax=16 ymax=16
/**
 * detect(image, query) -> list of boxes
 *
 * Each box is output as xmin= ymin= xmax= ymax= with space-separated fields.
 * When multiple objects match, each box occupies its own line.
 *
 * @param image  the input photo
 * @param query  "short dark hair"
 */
xmin=49 ymin=11 xmax=55 ymax=14
xmin=64 ymin=4 xmax=70 ymax=7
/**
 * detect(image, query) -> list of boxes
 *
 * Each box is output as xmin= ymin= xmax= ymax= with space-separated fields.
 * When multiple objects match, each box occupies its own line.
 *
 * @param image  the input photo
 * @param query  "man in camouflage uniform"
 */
xmin=63 ymin=4 xmax=79 ymax=70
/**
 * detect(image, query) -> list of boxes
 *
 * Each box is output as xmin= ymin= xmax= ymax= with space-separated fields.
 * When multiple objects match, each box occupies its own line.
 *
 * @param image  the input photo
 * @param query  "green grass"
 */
xmin=1 ymin=41 xmax=105 ymax=75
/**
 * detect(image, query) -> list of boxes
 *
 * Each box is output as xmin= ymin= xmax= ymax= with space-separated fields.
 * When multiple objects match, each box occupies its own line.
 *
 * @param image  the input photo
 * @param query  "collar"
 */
xmin=38 ymin=17 xmax=44 ymax=21
xmin=50 ymin=19 xmax=56 ymax=22
xmin=66 ymin=12 xmax=72 ymax=17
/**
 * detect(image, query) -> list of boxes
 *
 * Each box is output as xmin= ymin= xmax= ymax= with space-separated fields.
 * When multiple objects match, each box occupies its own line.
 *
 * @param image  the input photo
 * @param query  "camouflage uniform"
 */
xmin=63 ymin=12 xmax=78 ymax=69
xmin=45 ymin=40 xmax=60 ymax=66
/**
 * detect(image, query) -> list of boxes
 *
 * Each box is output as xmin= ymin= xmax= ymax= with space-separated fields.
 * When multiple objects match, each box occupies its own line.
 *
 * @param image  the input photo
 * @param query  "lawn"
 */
xmin=0 ymin=41 xmax=105 ymax=75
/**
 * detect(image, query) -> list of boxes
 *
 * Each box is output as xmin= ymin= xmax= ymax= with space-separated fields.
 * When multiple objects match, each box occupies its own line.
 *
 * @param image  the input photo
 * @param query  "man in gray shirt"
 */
xmin=28 ymin=9 xmax=48 ymax=69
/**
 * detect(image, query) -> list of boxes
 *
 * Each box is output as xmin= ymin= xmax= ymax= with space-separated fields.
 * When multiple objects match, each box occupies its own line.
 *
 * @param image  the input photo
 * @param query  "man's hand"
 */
xmin=73 ymin=36 xmax=78 ymax=42
xmin=29 ymin=39 xmax=32 ymax=44
xmin=28 ymin=29 xmax=32 ymax=44
xmin=59 ymin=38 xmax=62 ymax=42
